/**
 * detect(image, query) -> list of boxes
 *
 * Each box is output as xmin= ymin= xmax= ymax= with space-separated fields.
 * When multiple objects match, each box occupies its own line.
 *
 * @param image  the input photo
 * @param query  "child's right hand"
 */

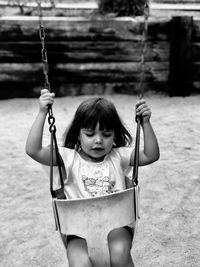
xmin=39 ymin=89 xmax=55 ymax=113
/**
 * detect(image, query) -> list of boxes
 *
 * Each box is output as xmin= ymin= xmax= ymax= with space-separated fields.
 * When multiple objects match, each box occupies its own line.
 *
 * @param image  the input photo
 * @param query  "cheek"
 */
xmin=105 ymin=137 xmax=114 ymax=148
xmin=80 ymin=135 xmax=91 ymax=148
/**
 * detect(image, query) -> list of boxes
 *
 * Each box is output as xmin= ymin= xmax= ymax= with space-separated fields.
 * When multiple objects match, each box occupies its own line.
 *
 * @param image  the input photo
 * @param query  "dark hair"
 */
xmin=63 ymin=97 xmax=132 ymax=149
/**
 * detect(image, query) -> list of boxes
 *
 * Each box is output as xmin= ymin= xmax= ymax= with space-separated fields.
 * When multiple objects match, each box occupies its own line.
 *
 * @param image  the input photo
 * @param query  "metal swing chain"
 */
xmin=132 ymin=1 xmax=150 ymax=187
xmin=37 ymin=1 xmax=66 ymax=199
xmin=37 ymin=0 xmax=55 ymax=133
xmin=38 ymin=0 xmax=50 ymax=90
xmin=137 ymin=0 xmax=150 ymax=100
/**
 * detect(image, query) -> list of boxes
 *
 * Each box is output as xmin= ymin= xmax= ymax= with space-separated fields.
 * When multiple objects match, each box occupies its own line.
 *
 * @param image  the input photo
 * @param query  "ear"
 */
xmin=113 ymin=137 xmax=117 ymax=147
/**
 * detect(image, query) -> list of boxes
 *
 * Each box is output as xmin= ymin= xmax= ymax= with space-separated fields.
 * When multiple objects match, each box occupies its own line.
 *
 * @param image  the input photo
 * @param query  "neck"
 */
xmin=79 ymin=149 xmax=105 ymax=162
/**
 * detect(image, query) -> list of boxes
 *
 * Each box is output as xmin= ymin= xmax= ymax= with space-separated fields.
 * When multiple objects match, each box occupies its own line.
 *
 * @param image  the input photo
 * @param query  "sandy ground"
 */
xmin=0 ymin=93 xmax=200 ymax=267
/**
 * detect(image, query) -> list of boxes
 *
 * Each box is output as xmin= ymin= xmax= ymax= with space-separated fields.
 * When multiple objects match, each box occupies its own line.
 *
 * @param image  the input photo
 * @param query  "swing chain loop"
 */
xmin=46 ymin=90 xmax=55 ymax=135
xmin=144 ymin=1 xmax=150 ymax=20
xmin=39 ymin=25 xmax=45 ymax=40
xmin=48 ymin=113 xmax=56 ymax=133
xmin=47 ymin=101 xmax=56 ymax=132
xmin=41 ymin=47 xmax=48 ymax=62
xmin=45 ymin=81 xmax=50 ymax=90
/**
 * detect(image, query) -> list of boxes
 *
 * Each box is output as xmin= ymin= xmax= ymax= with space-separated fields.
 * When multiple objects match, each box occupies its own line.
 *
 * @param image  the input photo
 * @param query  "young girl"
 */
xmin=26 ymin=89 xmax=159 ymax=267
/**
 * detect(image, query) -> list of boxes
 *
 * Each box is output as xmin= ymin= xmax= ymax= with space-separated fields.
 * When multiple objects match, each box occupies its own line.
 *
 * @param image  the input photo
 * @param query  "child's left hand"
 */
xmin=135 ymin=99 xmax=151 ymax=123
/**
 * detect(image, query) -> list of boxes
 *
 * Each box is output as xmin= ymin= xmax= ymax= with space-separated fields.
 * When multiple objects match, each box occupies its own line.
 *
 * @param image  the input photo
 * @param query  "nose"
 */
xmin=95 ymin=134 xmax=102 ymax=144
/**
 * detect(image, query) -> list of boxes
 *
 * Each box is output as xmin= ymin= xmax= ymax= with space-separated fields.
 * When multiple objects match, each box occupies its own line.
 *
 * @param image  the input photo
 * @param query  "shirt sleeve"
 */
xmin=113 ymin=146 xmax=134 ymax=178
xmin=58 ymin=147 xmax=76 ymax=178
xmin=41 ymin=146 xmax=75 ymax=190
xmin=118 ymin=147 xmax=134 ymax=187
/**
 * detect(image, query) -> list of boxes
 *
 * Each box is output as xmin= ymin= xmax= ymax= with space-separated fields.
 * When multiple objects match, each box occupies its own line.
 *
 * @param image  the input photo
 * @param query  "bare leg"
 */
xmin=67 ymin=237 xmax=93 ymax=267
xmin=108 ymin=227 xmax=135 ymax=267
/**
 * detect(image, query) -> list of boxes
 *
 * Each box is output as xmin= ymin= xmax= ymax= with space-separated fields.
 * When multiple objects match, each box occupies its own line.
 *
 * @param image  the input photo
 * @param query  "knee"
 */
xmin=109 ymin=241 xmax=131 ymax=266
xmin=108 ymin=227 xmax=133 ymax=267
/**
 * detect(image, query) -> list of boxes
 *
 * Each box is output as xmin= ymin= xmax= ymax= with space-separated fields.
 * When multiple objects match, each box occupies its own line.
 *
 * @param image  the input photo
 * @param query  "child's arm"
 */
xmin=25 ymin=89 xmax=56 ymax=166
xmin=130 ymin=99 xmax=160 ymax=166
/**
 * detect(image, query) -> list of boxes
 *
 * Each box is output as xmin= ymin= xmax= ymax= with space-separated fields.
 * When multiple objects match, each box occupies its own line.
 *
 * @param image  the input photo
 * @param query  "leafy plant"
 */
xmin=98 ymin=0 xmax=147 ymax=16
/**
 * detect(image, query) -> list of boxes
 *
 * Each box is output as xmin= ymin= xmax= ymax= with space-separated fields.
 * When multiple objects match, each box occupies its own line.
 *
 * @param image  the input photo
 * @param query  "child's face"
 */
xmin=79 ymin=122 xmax=114 ymax=159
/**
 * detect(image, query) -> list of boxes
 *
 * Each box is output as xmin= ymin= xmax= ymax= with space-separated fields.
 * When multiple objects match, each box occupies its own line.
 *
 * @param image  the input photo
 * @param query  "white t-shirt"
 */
xmin=48 ymin=147 xmax=133 ymax=199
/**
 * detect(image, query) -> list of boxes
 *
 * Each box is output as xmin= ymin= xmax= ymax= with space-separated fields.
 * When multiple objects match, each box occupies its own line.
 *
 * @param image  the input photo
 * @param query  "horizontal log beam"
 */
xmin=0 ymin=62 xmax=169 ymax=83
xmin=0 ymin=17 xmax=169 ymax=41
xmin=1 ymin=1 xmax=200 ymax=12
xmin=0 ymin=1 xmax=98 ymax=9
xmin=0 ymin=81 xmax=167 ymax=99
xmin=150 ymin=3 xmax=200 ymax=11
xmin=0 ymin=41 xmax=169 ymax=63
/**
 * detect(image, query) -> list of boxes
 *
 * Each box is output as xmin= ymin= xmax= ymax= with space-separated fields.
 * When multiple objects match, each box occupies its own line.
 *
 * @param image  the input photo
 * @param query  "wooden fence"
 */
xmin=0 ymin=14 xmax=200 ymax=98
xmin=153 ymin=0 xmax=200 ymax=3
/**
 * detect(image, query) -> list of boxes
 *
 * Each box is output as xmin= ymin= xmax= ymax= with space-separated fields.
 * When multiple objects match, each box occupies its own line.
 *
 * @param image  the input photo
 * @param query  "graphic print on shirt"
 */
xmin=81 ymin=162 xmax=115 ymax=197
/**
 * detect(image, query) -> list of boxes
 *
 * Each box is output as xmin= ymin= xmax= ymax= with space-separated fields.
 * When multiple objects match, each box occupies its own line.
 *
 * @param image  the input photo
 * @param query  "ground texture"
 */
xmin=0 ymin=93 xmax=200 ymax=266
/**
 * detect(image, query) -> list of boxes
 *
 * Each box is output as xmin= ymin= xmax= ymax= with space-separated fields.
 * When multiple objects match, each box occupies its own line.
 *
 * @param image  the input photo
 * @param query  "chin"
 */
xmin=91 ymin=152 xmax=106 ymax=159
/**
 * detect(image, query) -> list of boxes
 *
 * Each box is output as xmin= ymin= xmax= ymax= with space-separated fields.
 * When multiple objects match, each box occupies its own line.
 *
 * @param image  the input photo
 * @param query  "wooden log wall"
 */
xmin=0 ymin=15 xmax=199 ymax=98
xmin=153 ymin=0 xmax=200 ymax=3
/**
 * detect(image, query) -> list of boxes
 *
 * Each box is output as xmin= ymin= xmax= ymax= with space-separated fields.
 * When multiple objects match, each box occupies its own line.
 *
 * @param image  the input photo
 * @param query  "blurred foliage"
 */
xmin=98 ymin=0 xmax=147 ymax=17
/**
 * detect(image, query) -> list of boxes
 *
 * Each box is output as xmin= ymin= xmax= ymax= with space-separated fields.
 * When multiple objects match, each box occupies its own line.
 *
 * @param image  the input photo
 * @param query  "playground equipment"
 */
xmin=37 ymin=1 xmax=149 ymax=266
xmin=2 ymin=1 xmax=149 ymax=265
xmin=53 ymin=187 xmax=140 ymax=267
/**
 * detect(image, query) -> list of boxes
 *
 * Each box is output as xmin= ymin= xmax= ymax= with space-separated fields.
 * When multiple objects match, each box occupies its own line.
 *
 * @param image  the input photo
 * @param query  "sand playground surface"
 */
xmin=0 ymin=93 xmax=200 ymax=267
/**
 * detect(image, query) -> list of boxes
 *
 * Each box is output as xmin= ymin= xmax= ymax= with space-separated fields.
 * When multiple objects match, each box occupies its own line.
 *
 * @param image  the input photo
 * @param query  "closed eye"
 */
xmin=102 ymin=131 xmax=114 ymax=137
xmin=83 ymin=130 xmax=94 ymax=137
xmin=82 ymin=129 xmax=114 ymax=138
xmin=103 ymin=133 xmax=112 ymax=137
xmin=85 ymin=133 xmax=94 ymax=137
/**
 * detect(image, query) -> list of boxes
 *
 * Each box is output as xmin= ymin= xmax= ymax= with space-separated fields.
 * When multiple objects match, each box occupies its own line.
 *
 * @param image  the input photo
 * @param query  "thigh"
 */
xmin=67 ymin=236 xmax=91 ymax=265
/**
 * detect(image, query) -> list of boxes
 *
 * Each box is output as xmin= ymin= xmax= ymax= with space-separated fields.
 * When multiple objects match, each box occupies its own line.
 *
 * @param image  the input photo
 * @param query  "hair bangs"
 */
xmin=80 ymin=103 xmax=116 ymax=131
xmin=63 ymin=97 xmax=132 ymax=149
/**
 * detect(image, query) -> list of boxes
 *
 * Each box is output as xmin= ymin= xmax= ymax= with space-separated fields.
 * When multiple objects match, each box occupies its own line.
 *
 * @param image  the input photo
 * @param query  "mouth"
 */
xmin=92 ymin=147 xmax=104 ymax=151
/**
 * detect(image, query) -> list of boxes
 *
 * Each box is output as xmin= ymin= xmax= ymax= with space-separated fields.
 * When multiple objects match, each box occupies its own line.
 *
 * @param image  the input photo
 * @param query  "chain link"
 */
xmin=137 ymin=0 xmax=150 ymax=99
xmin=37 ymin=0 xmax=51 ymax=91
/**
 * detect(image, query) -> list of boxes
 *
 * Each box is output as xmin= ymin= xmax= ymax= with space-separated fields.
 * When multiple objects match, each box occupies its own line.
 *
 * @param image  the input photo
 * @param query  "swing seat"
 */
xmin=52 ymin=186 xmax=140 ymax=267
